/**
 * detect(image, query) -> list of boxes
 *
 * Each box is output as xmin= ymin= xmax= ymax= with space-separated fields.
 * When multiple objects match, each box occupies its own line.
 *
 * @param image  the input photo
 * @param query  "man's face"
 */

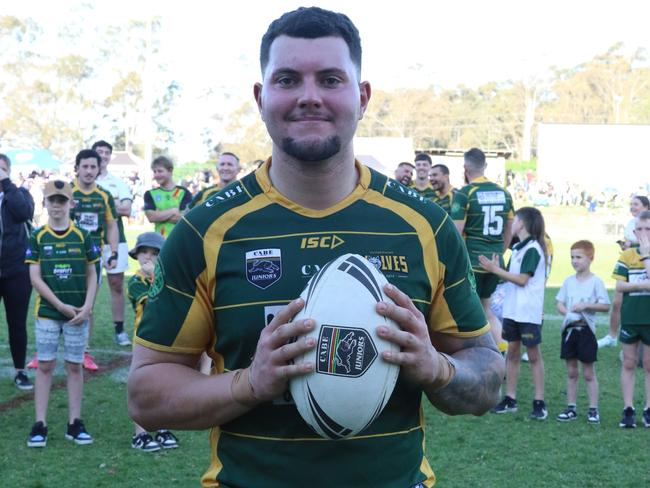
xmin=217 ymin=155 xmax=240 ymax=186
xmin=429 ymin=167 xmax=448 ymax=191
xmin=0 ymin=158 xmax=9 ymax=175
xmin=414 ymin=160 xmax=431 ymax=180
xmin=95 ymin=145 xmax=112 ymax=172
xmin=76 ymin=158 xmax=100 ymax=185
xmin=153 ymin=165 xmax=172 ymax=186
xmin=570 ymin=249 xmax=592 ymax=273
xmin=254 ymin=35 xmax=370 ymax=163
xmin=394 ymin=164 xmax=413 ymax=186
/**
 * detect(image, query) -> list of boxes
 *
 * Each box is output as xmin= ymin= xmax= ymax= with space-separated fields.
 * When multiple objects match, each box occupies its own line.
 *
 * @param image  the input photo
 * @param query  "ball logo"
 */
xmin=246 ymin=248 xmax=282 ymax=289
xmin=317 ymin=325 xmax=377 ymax=377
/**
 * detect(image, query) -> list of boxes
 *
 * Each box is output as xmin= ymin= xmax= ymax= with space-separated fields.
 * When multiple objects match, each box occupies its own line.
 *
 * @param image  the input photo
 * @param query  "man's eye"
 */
xmin=323 ymin=77 xmax=341 ymax=86
xmin=277 ymin=77 xmax=296 ymax=86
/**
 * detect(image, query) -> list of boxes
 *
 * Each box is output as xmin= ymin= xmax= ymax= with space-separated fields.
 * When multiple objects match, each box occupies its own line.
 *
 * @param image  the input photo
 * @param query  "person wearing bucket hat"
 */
xmin=126 ymin=231 xmax=179 ymax=451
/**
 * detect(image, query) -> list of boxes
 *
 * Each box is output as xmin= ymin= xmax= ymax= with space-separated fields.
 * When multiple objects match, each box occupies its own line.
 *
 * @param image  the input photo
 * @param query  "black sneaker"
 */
xmin=619 ymin=407 xmax=636 ymax=428
xmin=529 ymin=400 xmax=548 ymax=420
xmin=491 ymin=396 xmax=517 ymax=414
xmin=587 ymin=408 xmax=600 ymax=424
xmin=132 ymin=433 xmax=161 ymax=452
xmin=155 ymin=430 xmax=179 ymax=449
xmin=642 ymin=408 xmax=650 ymax=428
xmin=556 ymin=407 xmax=577 ymax=422
xmin=27 ymin=421 xmax=48 ymax=448
xmin=14 ymin=371 xmax=34 ymax=391
xmin=65 ymin=418 xmax=93 ymax=445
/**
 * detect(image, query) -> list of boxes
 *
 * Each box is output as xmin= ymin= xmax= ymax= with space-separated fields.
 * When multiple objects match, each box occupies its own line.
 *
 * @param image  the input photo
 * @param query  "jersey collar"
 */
xmin=469 ymin=176 xmax=490 ymax=184
xmin=44 ymin=223 xmax=73 ymax=239
xmin=254 ymin=158 xmax=371 ymax=218
xmin=513 ymin=236 xmax=533 ymax=250
xmin=73 ymin=180 xmax=97 ymax=194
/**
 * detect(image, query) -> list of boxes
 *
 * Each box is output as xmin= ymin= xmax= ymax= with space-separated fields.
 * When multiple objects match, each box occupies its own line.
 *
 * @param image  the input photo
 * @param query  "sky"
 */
xmin=7 ymin=0 xmax=650 ymax=160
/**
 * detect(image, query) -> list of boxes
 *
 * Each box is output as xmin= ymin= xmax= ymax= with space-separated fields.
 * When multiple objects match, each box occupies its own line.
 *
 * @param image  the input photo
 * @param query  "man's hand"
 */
xmin=375 ymin=284 xmax=447 ymax=389
xmin=106 ymin=251 xmax=118 ymax=270
xmin=141 ymin=261 xmax=155 ymax=279
xmin=638 ymin=233 xmax=650 ymax=257
xmin=247 ymin=298 xmax=316 ymax=402
xmin=571 ymin=302 xmax=587 ymax=312
xmin=168 ymin=208 xmax=182 ymax=223
xmin=478 ymin=253 xmax=500 ymax=273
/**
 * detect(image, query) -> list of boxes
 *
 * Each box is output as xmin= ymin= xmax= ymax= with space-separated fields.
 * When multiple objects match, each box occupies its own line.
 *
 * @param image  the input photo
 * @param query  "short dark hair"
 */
xmin=414 ymin=153 xmax=432 ymax=165
xmin=91 ymin=140 xmax=113 ymax=153
xmin=0 ymin=153 xmax=10 ymax=168
xmin=220 ymin=152 xmax=240 ymax=164
xmin=432 ymin=163 xmax=449 ymax=175
xmin=397 ymin=162 xmax=415 ymax=169
xmin=260 ymin=7 xmax=362 ymax=77
xmin=638 ymin=210 xmax=650 ymax=221
xmin=464 ymin=148 xmax=486 ymax=169
xmin=151 ymin=155 xmax=174 ymax=171
xmin=75 ymin=149 xmax=101 ymax=168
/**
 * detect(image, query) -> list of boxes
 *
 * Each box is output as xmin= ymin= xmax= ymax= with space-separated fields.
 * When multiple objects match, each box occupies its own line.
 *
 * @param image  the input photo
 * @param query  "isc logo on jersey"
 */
xmin=300 ymin=235 xmax=344 ymax=249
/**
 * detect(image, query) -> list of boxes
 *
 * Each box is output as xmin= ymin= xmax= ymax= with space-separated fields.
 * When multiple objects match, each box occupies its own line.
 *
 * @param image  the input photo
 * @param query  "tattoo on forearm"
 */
xmin=427 ymin=334 xmax=505 ymax=416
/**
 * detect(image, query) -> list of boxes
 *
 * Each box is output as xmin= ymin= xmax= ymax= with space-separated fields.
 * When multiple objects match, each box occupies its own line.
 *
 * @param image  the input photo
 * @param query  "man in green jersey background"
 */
xmin=452 ymin=148 xmax=514 ymax=352
xmin=430 ymin=163 xmax=461 ymax=215
xmin=188 ymin=152 xmax=241 ymax=209
xmin=143 ymin=156 xmax=192 ymax=237
xmin=411 ymin=153 xmax=436 ymax=200
xmin=129 ymin=7 xmax=504 ymax=487
xmin=71 ymin=149 xmax=119 ymax=371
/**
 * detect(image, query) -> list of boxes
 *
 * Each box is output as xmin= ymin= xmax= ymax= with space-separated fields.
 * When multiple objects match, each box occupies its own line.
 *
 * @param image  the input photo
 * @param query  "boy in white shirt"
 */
xmin=556 ymin=240 xmax=610 ymax=423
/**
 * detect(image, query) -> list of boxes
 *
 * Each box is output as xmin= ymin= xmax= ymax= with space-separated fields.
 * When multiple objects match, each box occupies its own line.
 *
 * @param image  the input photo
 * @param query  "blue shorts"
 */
xmin=35 ymin=317 xmax=88 ymax=363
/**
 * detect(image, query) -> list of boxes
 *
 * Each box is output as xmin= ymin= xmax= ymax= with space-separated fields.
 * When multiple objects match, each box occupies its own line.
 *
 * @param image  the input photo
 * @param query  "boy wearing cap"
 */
xmin=25 ymin=180 xmax=99 ymax=448
xmin=127 ymin=232 xmax=179 ymax=451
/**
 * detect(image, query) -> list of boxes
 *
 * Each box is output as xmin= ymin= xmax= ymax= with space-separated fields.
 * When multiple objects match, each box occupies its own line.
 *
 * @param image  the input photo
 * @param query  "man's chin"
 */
xmin=281 ymin=136 xmax=341 ymax=162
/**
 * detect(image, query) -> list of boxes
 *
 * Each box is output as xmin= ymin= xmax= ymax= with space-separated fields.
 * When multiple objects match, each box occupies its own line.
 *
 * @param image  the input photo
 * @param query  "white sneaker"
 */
xmin=597 ymin=335 xmax=617 ymax=348
xmin=521 ymin=351 xmax=529 ymax=362
xmin=115 ymin=331 xmax=131 ymax=346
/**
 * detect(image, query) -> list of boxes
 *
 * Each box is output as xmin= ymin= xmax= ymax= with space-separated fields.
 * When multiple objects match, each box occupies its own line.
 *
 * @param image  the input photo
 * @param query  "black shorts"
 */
xmin=560 ymin=326 xmax=597 ymax=363
xmin=474 ymin=272 xmax=500 ymax=299
xmin=502 ymin=318 xmax=542 ymax=347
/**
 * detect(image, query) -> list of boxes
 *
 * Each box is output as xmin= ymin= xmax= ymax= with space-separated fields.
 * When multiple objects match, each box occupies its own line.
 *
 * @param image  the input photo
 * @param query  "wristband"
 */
xmin=107 ymin=251 xmax=118 ymax=265
xmin=231 ymin=368 xmax=259 ymax=407
xmin=428 ymin=352 xmax=456 ymax=391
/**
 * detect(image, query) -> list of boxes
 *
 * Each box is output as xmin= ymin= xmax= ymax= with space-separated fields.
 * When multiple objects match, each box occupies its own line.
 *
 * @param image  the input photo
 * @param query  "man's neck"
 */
xmin=575 ymin=269 xmax=593 ymax=281
xmin=413 ymin=178 xmax=429 ymax=191
xmin=76 ymin=179 xmax=95 ymax=192
xmin=268 ymin=147 xmax=358 ymax=210
xmin=48 ymin=218 xmax=70 ymax=232
xmin=468 ymin=173 xmax=485 ymax=183
xmin=99 ymin=168 xmax=108 ymax=178
xmin=437 ymin=184 xmax=451 ymax=197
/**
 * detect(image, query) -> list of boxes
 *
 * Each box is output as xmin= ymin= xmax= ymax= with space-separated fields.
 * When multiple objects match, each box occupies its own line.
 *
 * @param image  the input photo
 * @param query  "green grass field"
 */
xmin=1 ymin=210 xmax=649 ymax=487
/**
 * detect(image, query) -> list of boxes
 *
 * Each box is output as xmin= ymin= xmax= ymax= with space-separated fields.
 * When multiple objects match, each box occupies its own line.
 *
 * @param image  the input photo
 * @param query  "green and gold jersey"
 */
xmin=136 ymin=161 xmax=487 ymax=488
xmin=434 ymin=187 xmax=461 ymax=215
xmin=25 ymin=224 xmax=100 ymax=320
xmin=143 ymin=185 xmax=192 ymax=237
xmin=410 ymin=182 xmax=436 ymax=201
xmin=189 ymin=185 xmax=221 ymax=209
xmin=127 ymin=270 xmax=151 ymax=333
xmin=71 ymin=182 xmax=117 ymax=248
xmin=612 ymin=248 xmax=650 ymax=326
xmin=451 ymin=176 xmax=514 ymax=271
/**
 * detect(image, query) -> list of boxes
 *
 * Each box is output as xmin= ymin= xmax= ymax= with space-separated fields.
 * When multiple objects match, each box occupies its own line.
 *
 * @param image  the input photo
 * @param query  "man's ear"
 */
xmin=254 ymin=83 xmax=264 ymax=121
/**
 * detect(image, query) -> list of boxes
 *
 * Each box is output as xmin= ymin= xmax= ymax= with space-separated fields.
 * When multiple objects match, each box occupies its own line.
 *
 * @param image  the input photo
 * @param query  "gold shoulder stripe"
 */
xmin=214 ymin=299 xmax=292 ymax=311
xmin=165 ymin=284 xmax=195 ymax=300
xmin=445 ymin=277 xmax=465 ymax=290
xmin=434 ymin=213 xmax=448 ymax=236
xmin=182 ymin=217 xmax=204 ymax=241
xmin=134 ymin=336 xmax=205 ymax=355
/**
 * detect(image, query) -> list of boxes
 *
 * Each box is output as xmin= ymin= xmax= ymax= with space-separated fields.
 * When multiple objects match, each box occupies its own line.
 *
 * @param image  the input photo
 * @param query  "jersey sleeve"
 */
xmin=143 ymin=190 xmax=156 ymax=211
xmin=450 ymin=190 xmax=468 ymax=222
xmin=127 ymin=276 xmax=150 ymax=307
xmin=105 ymin=192 xmax=117 ymax=221
xmin=24 ymin=232 xmax=40 ymax=264
xmin=135 ymin=217 xmax=214 ymax=354
xmin=612 ymin=257 xmax=629 ymax=282
xmin=505 ymin=189 xmax=515 ymax=219
xmin=594 ymin=277 xmax=611 ymax=304
xmin=429 ymin=215 xmax=488 ymax=336
xmin=520 ymin=247 xmax=541 ymax=275
xmin=179 ymin=187 xmax=192 ymax=211
xmin=84 ymin=232 xmax=101 ymax=263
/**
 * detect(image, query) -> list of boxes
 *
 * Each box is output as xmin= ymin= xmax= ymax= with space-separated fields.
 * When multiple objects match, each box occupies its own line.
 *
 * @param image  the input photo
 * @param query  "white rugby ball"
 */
xmin=290 ymin=253 xmax=400 ymax=440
